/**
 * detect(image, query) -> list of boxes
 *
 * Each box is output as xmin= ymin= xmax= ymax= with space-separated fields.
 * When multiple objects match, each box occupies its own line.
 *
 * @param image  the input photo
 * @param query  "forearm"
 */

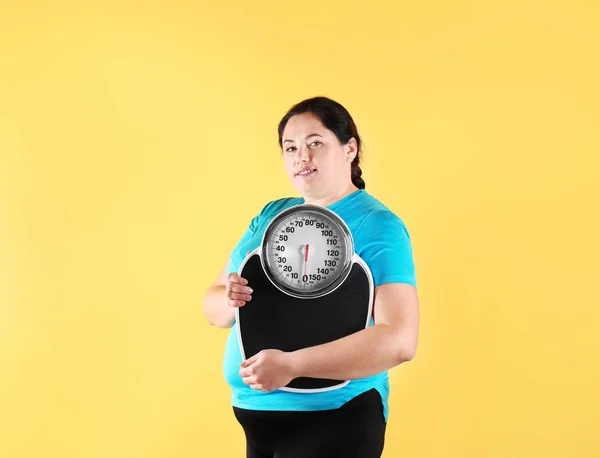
xmin=202 ymin=285 xmax=235 ymax=328
xmin=289 ymin=324 xmax=415 ymax=380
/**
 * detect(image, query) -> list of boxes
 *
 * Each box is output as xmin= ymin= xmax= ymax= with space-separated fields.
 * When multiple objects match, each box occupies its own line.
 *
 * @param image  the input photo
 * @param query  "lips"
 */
xmin=296 ymin=168 xmax=317 ymax=177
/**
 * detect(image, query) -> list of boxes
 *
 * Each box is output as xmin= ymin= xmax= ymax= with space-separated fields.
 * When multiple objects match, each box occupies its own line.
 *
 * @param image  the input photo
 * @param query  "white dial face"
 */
xmin=263 ymin=208 xmax=352 ymax=296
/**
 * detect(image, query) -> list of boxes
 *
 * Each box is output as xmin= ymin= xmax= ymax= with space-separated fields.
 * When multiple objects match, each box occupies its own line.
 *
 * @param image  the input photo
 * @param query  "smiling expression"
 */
xmin=281 ymin=112 xmax=357 ymax=198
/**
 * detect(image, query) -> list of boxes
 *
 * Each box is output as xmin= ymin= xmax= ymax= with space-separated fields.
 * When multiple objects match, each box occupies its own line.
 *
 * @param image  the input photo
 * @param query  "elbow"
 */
xmin=400 ymin=346 xmax=417 ymax=363
xmin=203 ymin=311 xmax=232 ymax=329
xmin=203 ymin=314 xmax=217 ymax=327
xmin=383 ymin=324 xmax=417 ymax=366
xmin=392 ymin=341 xmax=417 ymax=365
xmin=205 ymin=317 xmax=228 ymax=328
xmin=203 ymin=310 xmax=234 ymax=329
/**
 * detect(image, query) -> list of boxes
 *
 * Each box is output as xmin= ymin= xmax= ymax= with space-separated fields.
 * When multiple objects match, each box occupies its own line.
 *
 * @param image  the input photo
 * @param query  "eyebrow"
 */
xmin=282 ymin=133 xmax=323 ymax=144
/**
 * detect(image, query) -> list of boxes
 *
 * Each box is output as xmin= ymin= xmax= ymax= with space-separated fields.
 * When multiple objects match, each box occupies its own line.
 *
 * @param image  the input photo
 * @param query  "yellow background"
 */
xmin=1 ymin=1 xmax=598 ymax=457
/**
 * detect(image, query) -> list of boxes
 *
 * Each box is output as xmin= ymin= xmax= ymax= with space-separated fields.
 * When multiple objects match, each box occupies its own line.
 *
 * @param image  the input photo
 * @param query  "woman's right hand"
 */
xmin=226 ymin=273 xmax=253 ymax=308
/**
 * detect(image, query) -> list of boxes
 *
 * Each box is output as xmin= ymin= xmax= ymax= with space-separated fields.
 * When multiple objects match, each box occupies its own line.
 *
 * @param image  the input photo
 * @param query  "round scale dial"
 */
xmin=260 ymin=204 xmax=354 ymax=299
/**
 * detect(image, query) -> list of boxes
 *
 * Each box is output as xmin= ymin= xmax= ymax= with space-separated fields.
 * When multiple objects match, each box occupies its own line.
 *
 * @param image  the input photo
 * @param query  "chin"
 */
xmin=293 ymin=179 xmax=318 ymax=195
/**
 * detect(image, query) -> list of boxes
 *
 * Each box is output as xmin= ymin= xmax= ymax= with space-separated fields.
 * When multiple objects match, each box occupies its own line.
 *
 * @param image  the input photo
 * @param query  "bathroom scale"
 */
xmin=236 ymin=204 xmax=374 ymax=393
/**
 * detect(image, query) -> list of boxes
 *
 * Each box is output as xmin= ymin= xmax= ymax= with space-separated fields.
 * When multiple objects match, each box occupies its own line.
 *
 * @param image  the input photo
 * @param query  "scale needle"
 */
xmin=303 ymin=244 xmax=310 ymax=283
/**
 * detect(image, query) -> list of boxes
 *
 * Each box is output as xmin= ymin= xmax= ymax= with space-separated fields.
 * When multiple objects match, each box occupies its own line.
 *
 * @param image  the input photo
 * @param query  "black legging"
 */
xmin=233 ymin=388 xmax=387 ymax=458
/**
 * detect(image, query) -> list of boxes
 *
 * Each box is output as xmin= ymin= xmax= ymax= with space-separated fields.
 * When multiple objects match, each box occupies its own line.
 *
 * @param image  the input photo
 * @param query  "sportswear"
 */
xmin=223 ymin=189 xmax=417 ymax=421
xmin=233 ymin=388 xmax=386 ymax=458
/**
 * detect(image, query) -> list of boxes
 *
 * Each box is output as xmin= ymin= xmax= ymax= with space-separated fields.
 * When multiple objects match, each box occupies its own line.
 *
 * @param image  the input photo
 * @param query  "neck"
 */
xmin=303 ymin=182 xmax=360 ymax=207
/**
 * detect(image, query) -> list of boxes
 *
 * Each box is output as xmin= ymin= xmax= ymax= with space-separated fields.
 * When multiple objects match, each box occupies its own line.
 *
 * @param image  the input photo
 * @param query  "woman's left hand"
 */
xmin=239 ymin=349 xmax=296 ymax=392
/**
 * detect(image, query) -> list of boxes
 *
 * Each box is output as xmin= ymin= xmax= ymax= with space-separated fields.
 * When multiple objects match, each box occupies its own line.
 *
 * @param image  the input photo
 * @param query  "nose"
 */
xmin=295 ymin=145 xmax=310 ymax=164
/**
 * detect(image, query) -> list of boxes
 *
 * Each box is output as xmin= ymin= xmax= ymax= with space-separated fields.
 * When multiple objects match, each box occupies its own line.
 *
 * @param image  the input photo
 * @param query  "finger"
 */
xmin=229 ymin=283 xmax=253 ymax=295
xmin=227 ymin=298 xmax=246 ymax=308
xmin=239 ymin=366 xmax=252 ymax=378
xmin=228 ymin=273 xmax=248 ymax=286
xmin=241 ymin=354 xmax=258 ymax=367
xmin=250 ymin=383 xmax=265 ymax=391
xmin=228 ymin=291 xmax=252 ymax=302
xmin=242 ymin=376 xmax=257 ymax=385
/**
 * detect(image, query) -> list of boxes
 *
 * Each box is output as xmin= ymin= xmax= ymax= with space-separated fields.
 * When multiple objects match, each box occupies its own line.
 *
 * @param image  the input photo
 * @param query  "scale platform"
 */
xmin=236 ymin=250 xmax=374 ymax=393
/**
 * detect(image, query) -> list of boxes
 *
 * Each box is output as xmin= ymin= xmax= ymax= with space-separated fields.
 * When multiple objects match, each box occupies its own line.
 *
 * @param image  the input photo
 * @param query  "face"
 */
xmin=281 ymin=113 xmax=357 ymax=199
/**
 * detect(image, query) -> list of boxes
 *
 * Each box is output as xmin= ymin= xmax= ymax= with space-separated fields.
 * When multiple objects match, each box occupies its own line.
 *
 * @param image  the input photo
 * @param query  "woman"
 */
xmin=202 ymin=96 xmax=420 ymax=458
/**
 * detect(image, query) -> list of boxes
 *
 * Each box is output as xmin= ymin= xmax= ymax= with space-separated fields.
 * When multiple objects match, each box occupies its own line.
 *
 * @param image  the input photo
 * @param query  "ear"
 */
xmin=345 ymin=137 xmax=358 ymax=162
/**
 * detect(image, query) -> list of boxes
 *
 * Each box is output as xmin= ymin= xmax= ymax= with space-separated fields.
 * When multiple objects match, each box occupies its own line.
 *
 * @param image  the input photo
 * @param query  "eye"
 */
xmin=309 ymin=141 xmax=322 ymax=147
xmin=285 ymin=146 xmax=297 ymax=153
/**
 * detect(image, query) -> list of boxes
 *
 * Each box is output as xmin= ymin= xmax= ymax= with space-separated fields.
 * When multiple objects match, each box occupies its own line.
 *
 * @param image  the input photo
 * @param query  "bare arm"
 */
xmin=289 ymin=282 xmax=420 ymax=379
xmin=202 ymin=260 xmax=253 ymax=328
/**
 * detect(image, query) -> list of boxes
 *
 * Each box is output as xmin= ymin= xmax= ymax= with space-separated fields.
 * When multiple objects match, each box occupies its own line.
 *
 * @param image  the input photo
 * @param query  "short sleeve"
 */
xmin=227 ymin=201 xmax=277 ymax=274
xmin=354 ymin=211 xmax=417 ymax=287
xmin=229 ymin=213 xmax=260 ymax=259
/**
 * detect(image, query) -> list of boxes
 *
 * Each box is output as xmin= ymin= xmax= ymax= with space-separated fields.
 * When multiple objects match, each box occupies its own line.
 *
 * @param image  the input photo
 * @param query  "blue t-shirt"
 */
xmin=223 ymin=189 xmax=417 ymax=421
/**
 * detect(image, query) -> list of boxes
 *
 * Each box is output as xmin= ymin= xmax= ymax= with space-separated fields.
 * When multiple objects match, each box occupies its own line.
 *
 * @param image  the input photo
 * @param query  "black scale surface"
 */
xmin=237 ymin=253 xmax=372 ymax=390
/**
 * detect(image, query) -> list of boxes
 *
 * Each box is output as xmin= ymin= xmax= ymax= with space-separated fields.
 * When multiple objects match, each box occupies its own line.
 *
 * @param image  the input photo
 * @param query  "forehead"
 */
xmin=283 ymin=113 xmax=329 ymax=138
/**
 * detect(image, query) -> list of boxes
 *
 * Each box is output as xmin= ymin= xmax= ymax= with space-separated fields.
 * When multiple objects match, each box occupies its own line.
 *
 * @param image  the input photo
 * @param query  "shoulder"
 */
xmin=349 ymin=195 xmax=417 ymax=287
xmin=352 ymin=193 xmax=410 ymax=237
xmin=361 ymin=210 xmax=408 ymax=232
xmin=256 ymin=196 xmax=304 ymax=220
